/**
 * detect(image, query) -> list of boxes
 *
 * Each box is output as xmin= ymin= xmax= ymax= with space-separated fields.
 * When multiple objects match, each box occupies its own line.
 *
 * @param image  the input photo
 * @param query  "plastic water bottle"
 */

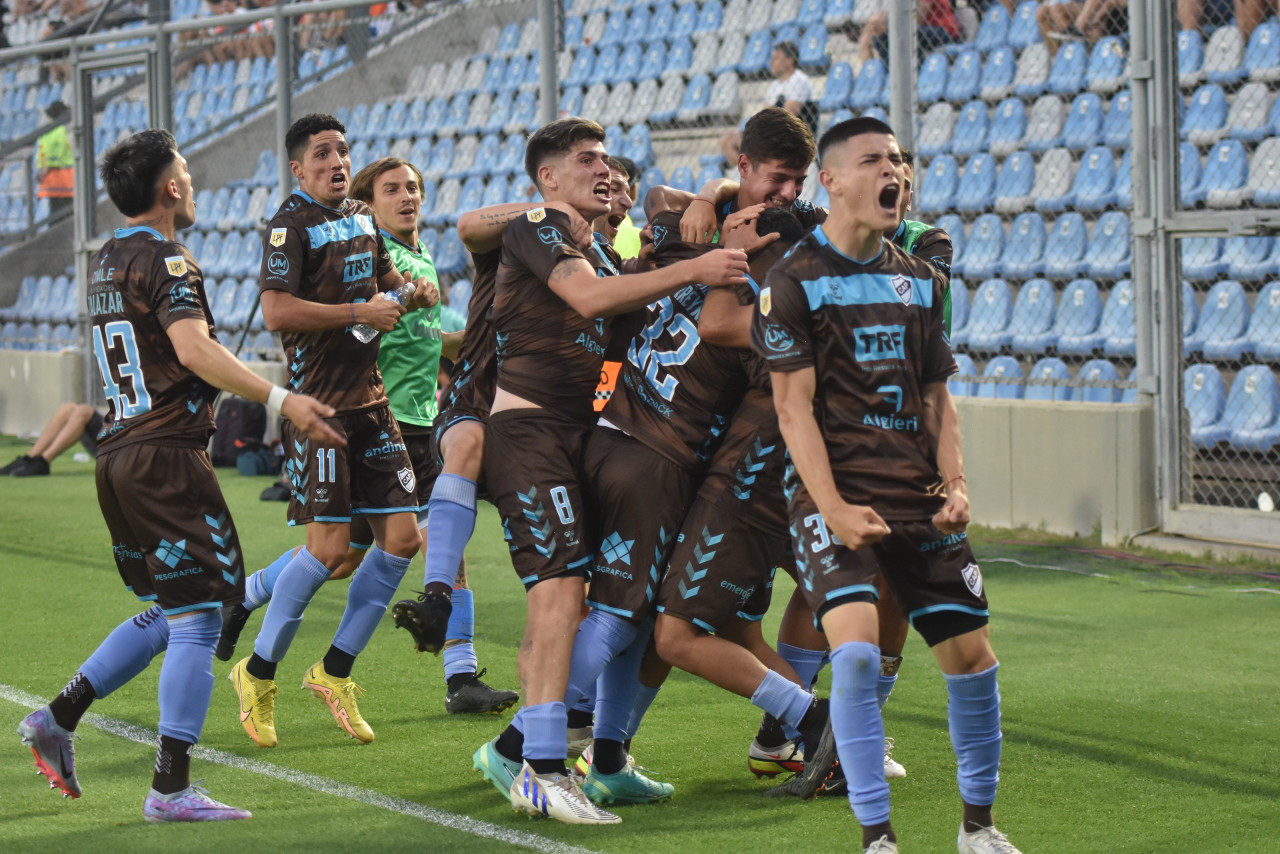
xmin=351 ymin=283 xmax=416 ymax=343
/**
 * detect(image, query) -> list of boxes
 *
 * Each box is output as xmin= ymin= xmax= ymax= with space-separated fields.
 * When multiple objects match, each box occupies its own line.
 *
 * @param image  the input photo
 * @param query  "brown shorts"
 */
xmin=349 ymin=423 xmax=439 ymax=547
xmin=483 ymin=409 xmax=594 ymax=589
xmin=283 ymin=405 xmax=417 ymax=526
xmin=581 ymin=426 xmax=696 ymax=622
xmin=96 ymin=443 xmax=244 ymax=614
xmin=697 ymin=392 xmax=789 ymax=540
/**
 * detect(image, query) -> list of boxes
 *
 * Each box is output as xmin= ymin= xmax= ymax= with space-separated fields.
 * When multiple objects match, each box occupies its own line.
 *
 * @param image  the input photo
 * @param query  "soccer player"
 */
xmin=751 ymin=116 xmax=1020 ymax=854
xmin=16 ymin=128 xmax=340 ymax=821
xmin=470 ymin=116 xmax=748 ymax=825
xmin=229 ymin=114 xmax=439 ymax=748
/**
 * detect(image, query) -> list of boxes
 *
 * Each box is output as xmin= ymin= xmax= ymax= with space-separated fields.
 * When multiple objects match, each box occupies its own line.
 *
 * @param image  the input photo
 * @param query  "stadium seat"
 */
xmin=558 ymin=86 xmax=584 ymax=119
xmin=480 ymin=174 xmax=509 ymax=208
xmin=1008 ymin=0 xmax=1040 ymax=49
xmin=1223 ymin=365 xmax=1280 ymax=451
xmin=949 ymin=276 xmax=971 ymax=344
xmin=1225 ymin=236 xmax=1275 ymax=281
xmin=1182 ymin=236 xmax=1225 ymax=281
xmin=936 ymin=214 xmax=967 ymax=270
xmin=496 ymin=134 xmax=524 ymax=175
xmin=738 ymin=30 xmax=772 ymax=76
xmin=642 ymin=40 xmax=675 ymax=80
xmin=1101 ymin=88 xmax=1132 ymax=149
xmin=566 ymin=46 xmax=595 ymax=86
xmin=422 ymin=96 xmax=448 ymax=130
xmin=795 ymin=0 xmax=824 ymax=27
xmin=1180 ymin=141 xmax=1205 ymax=207
xmin=602 ymin=124 xmax=625 ymax=161
xmin=960 ymin=214 xmax=1005 ymax=280
xmin=976 ymin=354 xmax=1024 ymax=399
xmin=424 ymin=138 xmax=453 ymax=181
xmin=1026 ymin=356 xmax=1072 ymax=401
xmin=715 ymin=31 xmax=748 ymax=74
xmin=633 ymin=78 xmax=661 ymax=120
xmin=1086 ymin=35 xmax=1127 ymax=94
xmin=1052 ymin=278 xmax=1104 ymax=354
xmin=918 ymin=102 xmax=956 ymax=157
xmin=988 ymin=97 xmax=1027 ymax=158
xmin=1063 ymin=92 xmax=1104 ymax=151
xmin=918 ymin=51 xmax=948 ymax=105
xmin=468 ymin=135 xmax=501 ymax=179
xmin=1247 ymin=18 xmax=1280 ymax=81
xmin=799 ymin=24 xmax=830 ymax=73
xmin=1000 ymin=211 xmax=1046 ymax=279
xmin=599 ymin=8 xmax=628 ymax=46
xmin=1114 ymin=149 xmax=1133 ymax=208
xmin=581 ymin=83 xmax=609 ymax=123
xmin=1014 ymin=42 xmax=1051 ymax=98
xmin=978 ymin=46 xmax=1016 ymax=103
xmin=974 ymin=1 xmax=1010 ymax=51
xmin=592 ymin=45 xmax=622 ymax=84
xmin=1100 ymin=279 xmax=1135 ymax=356
xmin=1186 ymin=363 xmax=1228 ymax=447
xmin=696 ymin=0 xmax=724 ymax=34
xmin=1048 ymin=40 xmax=1088 ymax=95
xmin=1025 ymin=94 xmax=1066 ymax=151
xmin=946 ymin=48 xmax=983 ymax=104
xmin=1041 ymin=211 xmax=1088 ymax=280
xmin=506 ymin=91 xmax=538 ymax=134
xmin=1204 ymin=25 xmax=1246 ymax=85
xmin=823 ymin=0 xmax=854 ymax=29
xmin=966 ymin=277 xmax=1015 ymax=350
xmin=951 ymin=101 xmax=990 ymax=158
xmin=1009 ymin=278 xmax=1057 ymax=352
xmin=1085 ymin=211 xmax=1131 ymax=279
xmin=1073 ymin=358 xmax=1121 ymax=403
xmin=624 ymin=124 xmax=654 ymax=170
xmin=1072 ymin=145 xmax=1117 ymax=211
xmin=1226 ymin=82 xmax=1274 ymax=143
xmin=991 ymin=150 xmax=1035 ymax=214
xmin=651 ymin=77 xmax=687 ymax=123
xmin=1247 ymin=280 xmax=1280 ymax=358
xmin=703 ymin=72 xmax=740 ymax=120
xmin=1192 ymin=279 xmax=1249 ymax=357
xmin=600 ymin=83 xmax=635 ymax=127
xmin=1183 ymin=84 xmax=1229 ymax=146
xmin=1179 ymin=29 xmax=1205 ymax=87
xmin=949 ymin=352 xmax=976 ymax=399
xmin=852 ymin=58 xmax=888 ymax=110
xmin=1249 ymin=137 xmax=1280 ymax=205
xmin=1031 ymin=147 xmax=1077 ymax=211
xmin=677 ymin=73 xmax=713 ymax=122
xmin=819 ymin=61 xmax=853 ymax=111
xmin=955 ymin=153 xmax=997 ymax=214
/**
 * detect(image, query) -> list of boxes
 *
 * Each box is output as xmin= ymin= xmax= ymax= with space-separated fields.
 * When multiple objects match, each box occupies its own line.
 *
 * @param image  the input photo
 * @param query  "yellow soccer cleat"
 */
xmin=302 ymin=662 xmax=374 ymax=743
xmin=229 ymin=657 xmax=278 ymax=748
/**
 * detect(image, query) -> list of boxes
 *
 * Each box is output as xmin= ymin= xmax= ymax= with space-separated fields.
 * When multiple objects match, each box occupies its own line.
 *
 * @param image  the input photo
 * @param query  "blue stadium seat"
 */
xmin=496 ymin=22 xmax=521 ymax=55
xmin=918 ymin=51 xmax=948 ymax=105
xmin=668 ymin=165 xmax=696 ymax=194
xmin=1008 ymin=0 xmax=1041 ymax=49
xmin=1052 ymin=278 xmax=1104 ymax=354
xmin=981 ymin=46 xmax=1018 ymax=102
xmin=1085 ymin=211 xmax=1131 ymax=279
xmin=1202 ymin=139 xmax=1250 ymax=207
xmin=566 ymin=46 xmax=596 ymax=86
xmin=1073 ymin=358 xmax=1121 ymax=403
xmin=975 ymin=2 xmax=1011 ymax=51
xmin=469 ymin=135 xmax=501 ymax=179
xmin=1086 ymin=35 xmax=1127 ymax=94
xmin=1113 ymin=149 xmax=1132 ymax=208
xmin=504 ymin=54 xmax=530 ymax=92
xmin=1009 ymin=278 xmax=1057 ymax=352
xmin=1025 ymin=94 xmax=1066 ymax=151
xmin=1225 ymin=236 xmax=1274 ymax=281
xmin=1193 ymin=279 xmax=1250 ymax=358
xmin=738 ymin=30 xmax=773 ymax=76
xmin=995 ymin=150 xmax=1035 ymax=213
xmin=1223 ymin=365 xmax=1280 ymax=451
xmin=799 ymin=24 xmax=830 ymax=72
xmin=559 ymin=86 xmax=584 ymax=119
xmin=819 ymin=61 xmax=853 ymax=111
xmin=507 ymin=91 xmax=538 ymax=133
xmin=422 ymin=96 xmax=447 ymax=130
xmin=0 ymin=275 xmax=36 ymax=320
xmin=852 ymin=58 xmax=888 ymax=110
xmin=479 ymin=175 xmax=508 ymax=207
xmin=677 ymin=73 xmax=713 ymax=121
xmin=1248 ymin=281 xmax=1280 ymax=358
xmin=454 ymin=177 xmax=486 ymax=221
xmin=1042 ymin=211 xmax=1088 ymax=279
xmin=695 ymin=0 xmax=723 ymax=34
xmin=651 ymin=3 xmax=677 ymax=36
xmin=1101 ymin=89 xmax=1132 ymax=149
xmin=695 ymin=162 xmax=722 ymax=190
xmin=1179 ymin=280 xmax=1200 ymax=352
xmin=1182 ymin=236 xmax=1225 ymax=280
xmin=1000 ymin=211 xmax=1047 ymax=278
xmin=480 ymin=56 xmax=507 ymax=94
xmin=1026 ymin=356 xmax=1072 ymax=401
xmin=1180 ymin=142 xmax=1205 ymax=206
xmin=672 ymin=0 xmax=699 ymax=37
xmin=626 ymin=7 xmax=652 ymax=44
xmin=966 ymin=277 xmax=1015 ymax=350
xmin=989 ymin=97 xmax=1027 ymax=157
xmin=625 ymin=124 xmax=655 ymax=170
xmin=955 ymin=153 xmax=997 ymax=214
xmin=637 ymin=40 xmax=668 ymax=81
xmin=962 ymin=214 xmax=1006 ymax=280
xmin=936 ymin=214 xmax=967 ymax=270
xmin=599 ymin=8 xmax=629 ymax=46
xmin=1183 ymin=84 xmax=1228 ymax=146
xmin=1245 ymin=18 xmax=1280 ymax=82
xmin=1100 ymin=280 xmax=1135 ymax=356
xmin=976 ymin=355 xmax=1024 ymax=399
xmin=1073 ymin=146 xmax=1117 ymax=211
xmin=1179 ymin=29 xmax=1205 ymax=86
xmin=603 ymin=124 xmax=625 ymax=161
xmin=1048 ymin=41 xmax=1088 ymax=95
xmin=917 ymin=154 xmax=958 ymax=216
xmin=563 ymin=16 xmax=583 ymax=47
xmin=482 ymin=93 xmax=515 ymax=134
xmin=949 ymin=352 xmax=975 ymax=397
xmin=594 ymin=48 xmax=622 ymax=85
xmin=1063 ymin=92 xmax=1104 ymax=150
xmin=949 ymin=276 xmax=971 ymax=344
xmin=425 ymin=137 xmax=453 ymax=180
xmin=951 ymin=101 xmax=990 ymax=157
xmin=1186 ymin=363 xmax=1228 ymax=447
xmin=946 ymin=48 xmax=983 ymax=103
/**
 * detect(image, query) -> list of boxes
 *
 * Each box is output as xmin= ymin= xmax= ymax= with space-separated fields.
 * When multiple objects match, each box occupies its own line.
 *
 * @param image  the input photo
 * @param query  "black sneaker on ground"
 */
xmin=445 ymin=668 xmax=519 ymax=714
xmin=215 ymin=603 xmax=252 ymax=662
xmin=0 ymin=454 xmax=31 ymax=475
xmin=766 ymin=716 xmax=839 ymax=800
xmin=12 ymin=456 xmax=50 ymax=477
xmin=391 ymin=590 xmax=452 ymax=654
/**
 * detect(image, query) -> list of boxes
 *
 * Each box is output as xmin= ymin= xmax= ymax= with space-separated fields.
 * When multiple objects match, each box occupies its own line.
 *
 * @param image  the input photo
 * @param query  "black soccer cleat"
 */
xmin=215 ymin=603 xmax=252 ymax=662
xmin=445 ymin=668 xmax=519 ymax=714
xmin=391 ymin=590 xmax=452 ymax=654
xmin=1 ymin=454 xmax=32 ymax=475
xmin=765 ymin=717 xmax=839 ymax=800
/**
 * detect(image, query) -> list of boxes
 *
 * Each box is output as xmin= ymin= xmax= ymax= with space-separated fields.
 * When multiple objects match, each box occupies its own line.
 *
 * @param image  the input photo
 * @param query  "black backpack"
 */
xmin=210 ymin=396 xmax=267 ymax=467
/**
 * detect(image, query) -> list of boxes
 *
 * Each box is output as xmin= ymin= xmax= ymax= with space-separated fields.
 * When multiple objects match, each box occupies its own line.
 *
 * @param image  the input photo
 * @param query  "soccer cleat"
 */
xmin=765 ymin=719 xmax=839 ymax=800
xmin=748 ymin=737 xmax=805 ymax=778
xmin=17 ymin=706 xmax=80 ymax=798
xmin=473 ymin=738 xmax=524 ymax=802
xmin=214 ymin=603 xmax=252 ymax=662
xmin=566 ymin=725 xmax=593 ymax=762
xmin=1 ymin=454 xmax=32 ymax=475
xmin=958 ymin=824 xmax=1023 ymax=854
xmin=229 ymin=657 xmax=277 ymax=748
xmin=302 ymin=662 xmax=373 ymax=743
xmin=583 ymin=763 xmax=674 ymax=805
xmin=143 ymin=784 xmax=252 ymax=822
xmin=11 ymin=456 xmax=49 ymax=477
xmin=883 ymin=736 xmax=906 ymax=779
xmin=865 ymin=835 xmax=899 ymax=853
xmin=391 ymin=590 xmax=451 ymax=654
xmin=445 ymin=668 xmax=519 ymax=714
xmin=574 ymin=743 xmax=643 ymax=778
xmin=509 ymin=761 xmax=621 ymax=825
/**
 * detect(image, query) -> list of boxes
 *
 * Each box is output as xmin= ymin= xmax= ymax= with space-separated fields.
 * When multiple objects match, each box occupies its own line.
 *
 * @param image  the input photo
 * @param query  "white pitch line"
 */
xmin=2 ymin=684 xmax=601 ymax=854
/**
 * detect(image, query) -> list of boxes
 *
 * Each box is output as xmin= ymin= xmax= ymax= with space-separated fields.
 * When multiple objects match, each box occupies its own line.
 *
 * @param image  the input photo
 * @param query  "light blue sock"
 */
xmin=830 ymin=641 xmax=890 ymax=826
xmin=877 ymin=673 xmax=898 ymax=710
xmin=443 ymin=588 xmax=478 ymax=679
xmin=79 ymin=605 xmax=169 ymax=698
xmin=423 ymin=475 xmax=477 ymax=588
xmin=521 ymin=701 xmax=568 ymax=762
xmin=244 ymin=548 xmax=297 ymax=611
xmin=946 ymin=663 xmax=1002 ymax=807
xmin=625 ymin=682 xmax=661 ymax=740
xmin=751 ymin=669 xmax=815 ymax=730
xmin=778 ymin=641 xmax=828 ymax=689
xmin=156 ymin=609 xmax=220 ymax=744
xmin=333 ymin=547 xmax=413 ymax=656
xmin=564 ymin=609 xmax=637 ymax=709
xmin=594 ymin=620 xmax=652 ymax=742
xmin=253 ymin=547 xmax=332 ymax=663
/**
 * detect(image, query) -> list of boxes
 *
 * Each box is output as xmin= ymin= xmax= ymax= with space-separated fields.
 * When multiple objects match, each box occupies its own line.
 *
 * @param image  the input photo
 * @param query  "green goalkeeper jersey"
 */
xmin=892 ymin=218 xmax=955 ymax=338
xmin=378 ymin=229 xmax=441 ymax=428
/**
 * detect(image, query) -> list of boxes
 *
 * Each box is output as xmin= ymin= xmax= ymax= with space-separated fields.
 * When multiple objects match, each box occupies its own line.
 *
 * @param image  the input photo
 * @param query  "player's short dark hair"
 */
xmin=773 ymin=40 xmax=799 ymax=63
xmin=350 ymin=156 xmax=425 ymax=205
xmin=756 ymin=207 xmax=806 ymax=243
xmin=817 ymin=116 xmax=896 ymax=166
xmin=524 ymin=116 xmax=606 ymax=188
xmin=898 ymin=146 xmax=914 ymax=169
xmin=611 ymin=155 xmax=639 ymax=189
xmin=99 ymin=128 xmax=179 ymax=217
xmin=740 ymin=107 xmax=815 ymax=172
xmin=286 ymin=113 xmax=347 ymax=163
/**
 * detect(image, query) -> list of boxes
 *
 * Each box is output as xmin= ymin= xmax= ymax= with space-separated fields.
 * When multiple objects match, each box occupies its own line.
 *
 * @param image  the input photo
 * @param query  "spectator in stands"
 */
xmin=1229 ymin=0 xmax=1278 ymax=40
xmin=1037 ymin=0 xmax=1127 ymax=56
xmin=1 ymin=401 xmax=103 ymax=477
xmin=36 ymin=100 xmax=73 ymax=221
xmin=719 ymin=41 xmax=817 ymax=167
xmin=857 ymin=0 xmax=962 ymax=63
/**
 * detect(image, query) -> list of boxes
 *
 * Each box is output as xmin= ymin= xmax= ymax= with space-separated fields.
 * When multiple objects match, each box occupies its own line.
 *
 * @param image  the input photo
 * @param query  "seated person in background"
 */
xmin=2 ymin=401 xmax=103 ymax=477
xmin=858 ymin=0 xmax=961 ymax=63
xmin=720 ymin=41 xmax=817 ymax=167
xmin=1036 ymin=0 xmax=1127 ymax=56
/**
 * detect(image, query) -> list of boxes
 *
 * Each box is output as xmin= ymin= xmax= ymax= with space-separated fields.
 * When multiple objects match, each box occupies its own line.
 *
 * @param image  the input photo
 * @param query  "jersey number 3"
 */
xmin=92 ymin=320 xmax=153 ymax=419
xmin=628 ymin=298 xmax=699 ymax=402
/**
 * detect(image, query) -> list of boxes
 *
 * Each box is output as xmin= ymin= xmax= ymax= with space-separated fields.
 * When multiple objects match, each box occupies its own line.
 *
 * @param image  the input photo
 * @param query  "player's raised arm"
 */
xmin=546 ymin=248 xmax=749 ymax=318
xmin=459 ymin=201 xmax=593 ymax=253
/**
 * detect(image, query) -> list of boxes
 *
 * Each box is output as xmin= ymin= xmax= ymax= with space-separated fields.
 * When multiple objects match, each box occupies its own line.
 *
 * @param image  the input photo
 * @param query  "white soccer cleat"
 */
xmin=958 ymin=824 xmax=1023 ymax=854
xmin=509 ymin=761 xmax=621 ymax=825
xmin=883 ymin=736 xmax=906 ymax=779
xmin=865 ymin=836 xmax=899 ymax=854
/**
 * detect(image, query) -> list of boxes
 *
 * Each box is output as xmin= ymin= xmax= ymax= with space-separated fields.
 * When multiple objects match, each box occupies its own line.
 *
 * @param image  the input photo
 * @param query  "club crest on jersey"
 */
xmin=763 ymin=323 xmax=794 ymax=353
xmin=526 ymin=208 xmax=546 ymax=223
xmin=961 ymin=562 xmax=984 ymax=597
xmin=268 ymin=252 xmax=289 ymax=276
xmin=165 ymin=256 xmax=187 ymax=277
xmin=891 ymin=275 xmax=913 ymax=306
xmin=398 ymin=467 xmax=416 ymax=493
xmin=270 ymin=228 xmax=287 ymax=247
xmin=538 ymin=225 xmax=563 ymax=246
xmin=759 ymin=287 xmax=772 ymax=316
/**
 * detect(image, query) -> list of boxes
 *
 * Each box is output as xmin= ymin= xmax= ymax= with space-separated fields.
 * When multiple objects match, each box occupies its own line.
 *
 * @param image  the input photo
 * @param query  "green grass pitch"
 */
xmin=1 ymin=436 xmax=1278 ymax=853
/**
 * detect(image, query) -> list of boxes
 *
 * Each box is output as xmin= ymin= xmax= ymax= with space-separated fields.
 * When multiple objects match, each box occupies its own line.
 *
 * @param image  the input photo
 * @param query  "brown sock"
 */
xmin=862 ymin=821 xmax=896 ymax=848
xmin=963 ymin=800 xmax=995 ymax=832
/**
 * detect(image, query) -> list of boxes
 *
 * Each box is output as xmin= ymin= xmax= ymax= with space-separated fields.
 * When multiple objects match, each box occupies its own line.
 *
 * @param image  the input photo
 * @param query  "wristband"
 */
xmin=945 ymin=474 xmax=966 ymax=488
xmin=689 ymin=197 xmax=713 ymax=206
xmin=267 ymin=384 xmax=290 ymax=415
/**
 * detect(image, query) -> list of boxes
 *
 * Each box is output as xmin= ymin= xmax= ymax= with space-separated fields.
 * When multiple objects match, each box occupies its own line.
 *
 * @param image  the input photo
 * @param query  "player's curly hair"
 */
xmin=99 ymin=129 xmax=178 ymax=217
xmin=350 ymin=157 xmax=426 ymax=206
xmin=285 ymin=113 xmax=347 ymax=163
xmin=524 ymin=116 xmax=606 ymax=189
xmin=740 ymin=107 xmax=815 ymax=172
